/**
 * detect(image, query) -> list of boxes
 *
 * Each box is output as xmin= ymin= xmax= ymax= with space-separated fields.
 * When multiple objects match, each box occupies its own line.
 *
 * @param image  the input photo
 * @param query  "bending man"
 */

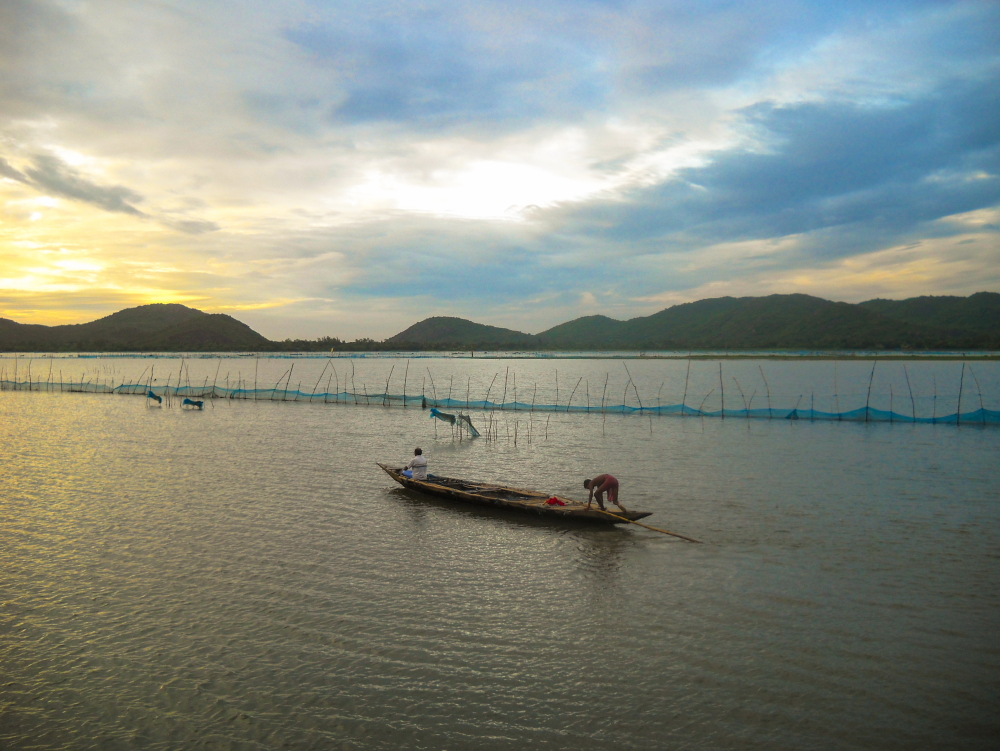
xmin=583 ymin=474 xmax=627 ymax=512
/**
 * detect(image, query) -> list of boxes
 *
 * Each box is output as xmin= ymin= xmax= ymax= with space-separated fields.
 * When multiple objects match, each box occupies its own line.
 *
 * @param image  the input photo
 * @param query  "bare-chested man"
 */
xmin=583 ymin=474 xmax=627 ymax=512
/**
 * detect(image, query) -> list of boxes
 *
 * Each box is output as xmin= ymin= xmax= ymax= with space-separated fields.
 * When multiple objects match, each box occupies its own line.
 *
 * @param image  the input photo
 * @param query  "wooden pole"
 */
xmin=903 ymin=364 xmax=916 ymax=422
xmin=212 ymin=359 xmax=222 ymax=398
xmin=932 ymin=375 xmax=937 ymax=423
xmin=759 ymin=365 xmax=772 ymax=418
xmin=622 ymin=361 xmax=642 ymax=411
xmin=682 ymin=358 xmax=691 ymax=416
xmin=566 ymin=377 xmax=582 ymax=412
xmin=834 ymin=361 xmax=841 ymax=419
xmin=601 ymin=372 xmax=608 ymax=436
xmin=718 ymin=362 xmax=724 ymax=419
xmin=383 ymin=364 xmax=395 ymax=406
xmin=864 ymin=359 xmax=877 ymax=423
xmin=968 ymin=364 xmax=986 ymax=424
xmin=733 ymin=377 xmax=748 ymax=418
xmin=957 ymin=362 xmax=965 ymax=426
xmin=426 ymin=367 xmax=438 ymax=407
xmin=311 ymin=359 xmax=330 ymax=401
xmin=585 ymin=507 xmax=702 ymax=542
xmin=697 ymin=389 xmax=715 ymax=415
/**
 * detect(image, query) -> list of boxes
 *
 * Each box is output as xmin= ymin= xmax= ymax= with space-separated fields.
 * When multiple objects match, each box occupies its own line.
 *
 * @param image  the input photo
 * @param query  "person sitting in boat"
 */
xmin=401 ymin=447 xmax=428 ymax=480
xmin=584 ymin=474 xmax=627 ymax=512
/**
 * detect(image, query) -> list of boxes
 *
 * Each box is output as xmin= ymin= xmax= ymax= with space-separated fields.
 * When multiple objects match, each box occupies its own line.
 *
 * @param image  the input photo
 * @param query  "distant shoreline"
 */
xmin=2 ymin=350 xmax=999 ymax=361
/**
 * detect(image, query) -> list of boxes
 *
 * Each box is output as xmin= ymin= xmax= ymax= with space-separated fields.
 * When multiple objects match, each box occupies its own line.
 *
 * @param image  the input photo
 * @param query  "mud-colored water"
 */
xmin=1 ymin=358 xmax=998 ymax=750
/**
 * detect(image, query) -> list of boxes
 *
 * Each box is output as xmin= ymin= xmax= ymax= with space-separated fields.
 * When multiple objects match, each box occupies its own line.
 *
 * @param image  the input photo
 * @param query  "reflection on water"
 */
xmin=1 ymin=381 xmax=998 ymax=750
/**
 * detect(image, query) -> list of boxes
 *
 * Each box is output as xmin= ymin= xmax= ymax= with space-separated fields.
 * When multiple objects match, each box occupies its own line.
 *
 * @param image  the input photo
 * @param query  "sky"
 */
xmin=1 ymin=0 xmax=998 ymax=340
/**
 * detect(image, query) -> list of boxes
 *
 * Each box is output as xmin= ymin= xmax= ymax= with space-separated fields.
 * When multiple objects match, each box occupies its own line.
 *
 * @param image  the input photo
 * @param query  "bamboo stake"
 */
xmin=957 ymin=362 xmax=965 ymax=426
xmin=585 ymin=507 xmax=702 ymax=542
xmin=969 ymin=364 xmax=986 ymax=424
xmin=759 ymin=365 xmax=772 ymax=419
xmin=903 ymin=364 xmax=916 ymax=422
xmin=682 ymin=358 xmax=691 ymax=416
xmin=622 ymin=361 xmax=642 ymax=411
xmin=483 ymin=372 xmax=498 ymax=410
xmin=864 ymin=359 xmax=877 ymax=423
xmin=733 ymin=377 xmax=748 ymax=418
xmin=212 ymin=359 xmax=222 ymax=398
xmin=834 ymin=361 xmax=840 ymax=419
xmin=402 ymin=359 xmax=409 ymax=407
xmin=601 ymin=373 xmax=608 ymax=436
xmin=383 ymin=364 xmax=395 ymax=406
xmin=426 ymin=367 xmax=438 ymax=407
xmin=311 ymin=359 xmax=331 ymax=401
xmin=932 ymin=375 xmax=937 ymax=423
xmin=697 ymin=389 xmax=715 ymax=415
xmin=718 ymin=362 xmax=724 ymax=418
xmin=566 ymin=377 xmax=582 ymax=412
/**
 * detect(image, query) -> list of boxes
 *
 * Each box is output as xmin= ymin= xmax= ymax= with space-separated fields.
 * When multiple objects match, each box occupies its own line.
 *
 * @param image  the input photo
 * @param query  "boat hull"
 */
xmin=377 ymin=463 xmax=652 ymax=525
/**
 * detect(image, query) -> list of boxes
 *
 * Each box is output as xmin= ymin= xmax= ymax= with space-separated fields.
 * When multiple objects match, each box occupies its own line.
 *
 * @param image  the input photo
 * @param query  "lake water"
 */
xmin=1 ymin=356 xmax=998 ymax=750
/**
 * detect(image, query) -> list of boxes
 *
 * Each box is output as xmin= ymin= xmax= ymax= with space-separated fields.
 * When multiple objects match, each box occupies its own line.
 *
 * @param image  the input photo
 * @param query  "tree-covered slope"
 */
xmin=859 ymin=292 xmax=1000 ymax=333
xmin=385 ymin=316 xmax=536 ymax=348
xmin=0 ymin=304 xmax=271 ymax=352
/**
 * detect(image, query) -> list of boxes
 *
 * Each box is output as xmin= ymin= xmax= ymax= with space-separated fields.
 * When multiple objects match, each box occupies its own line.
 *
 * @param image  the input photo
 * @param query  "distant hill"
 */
xmin=386 ymin=316 xmax=537 ymax=349
xmin=2 ymin=293 xmax=997 ymax=352
xmin=0 ymin=304 xmax=271 ymax=352
xmin=397 ymin=292 xmax=1000 ymax=351
xmin=858 ymin=292 xmax=1000 ymax=333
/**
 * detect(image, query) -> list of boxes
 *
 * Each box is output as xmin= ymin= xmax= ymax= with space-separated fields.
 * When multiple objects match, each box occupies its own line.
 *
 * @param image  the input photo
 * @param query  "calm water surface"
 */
xmin=1 ymin=359 xmax=998 ymax=750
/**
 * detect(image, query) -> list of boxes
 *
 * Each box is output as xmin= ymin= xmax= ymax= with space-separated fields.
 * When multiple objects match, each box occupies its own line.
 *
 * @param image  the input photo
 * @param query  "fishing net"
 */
xmin=2 ymin=377 xmax=997 ymax=424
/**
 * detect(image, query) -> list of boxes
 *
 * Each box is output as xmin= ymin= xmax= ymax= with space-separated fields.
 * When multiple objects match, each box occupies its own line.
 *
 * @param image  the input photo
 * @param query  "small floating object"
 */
xmin=146 ymin=390 xmax=162 ymax=404
xmin=182 ymin=398 xmax=204 ymax=410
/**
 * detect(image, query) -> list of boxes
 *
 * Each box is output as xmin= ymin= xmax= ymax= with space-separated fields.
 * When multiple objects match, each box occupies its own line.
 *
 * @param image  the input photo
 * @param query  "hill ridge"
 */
xmin=1 ymin=293 xmax=997 ymax=351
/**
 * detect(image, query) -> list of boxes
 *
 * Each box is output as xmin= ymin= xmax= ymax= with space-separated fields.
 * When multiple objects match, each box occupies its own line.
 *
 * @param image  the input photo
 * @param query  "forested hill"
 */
xmin=387 ymin=293 xmax=1000 ymax=351
xmin=0 ymin=304 xmax=271 ymax=352
xmin=2 ymin=293 xmax=997 ymax=352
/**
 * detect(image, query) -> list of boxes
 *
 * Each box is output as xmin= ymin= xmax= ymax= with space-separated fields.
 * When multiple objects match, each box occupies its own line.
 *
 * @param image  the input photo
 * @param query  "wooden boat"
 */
xmin=377 ymin=462 xmax=653 ymax=525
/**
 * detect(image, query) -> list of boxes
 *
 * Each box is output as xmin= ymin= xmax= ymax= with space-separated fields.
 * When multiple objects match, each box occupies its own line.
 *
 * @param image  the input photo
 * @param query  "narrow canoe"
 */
xmin=377 ymin=462 xmax=652 ymax=525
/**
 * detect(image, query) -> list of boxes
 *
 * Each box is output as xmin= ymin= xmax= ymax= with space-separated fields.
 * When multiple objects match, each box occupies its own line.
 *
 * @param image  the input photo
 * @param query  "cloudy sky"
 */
xmin=1 ymin=0 xmax=998 ymax=339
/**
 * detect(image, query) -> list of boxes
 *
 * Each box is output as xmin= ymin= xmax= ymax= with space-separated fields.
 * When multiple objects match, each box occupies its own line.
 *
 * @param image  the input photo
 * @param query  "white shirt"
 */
xmin=405 ymin=455 xmax=428 ymax=480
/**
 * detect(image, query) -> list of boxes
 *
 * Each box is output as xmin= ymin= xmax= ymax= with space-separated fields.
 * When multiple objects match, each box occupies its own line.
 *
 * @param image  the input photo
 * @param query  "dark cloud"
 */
xmin=160 ymin=217 xmax=221 ymax=234
xmin=0 ymin=156 xmax=26 ymax=181
xmin=548 ymin=76 xmax=1000 ymax=259
xmin=22 ymin=154 xmax=146 ymax=216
